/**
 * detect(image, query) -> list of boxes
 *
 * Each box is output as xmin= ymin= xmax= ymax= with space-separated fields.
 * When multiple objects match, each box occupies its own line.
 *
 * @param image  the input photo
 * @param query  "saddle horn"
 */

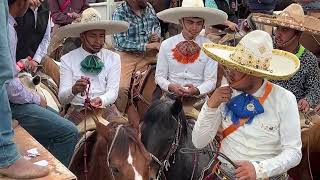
xmin=32 ymin=75 xmax=41 ymax=86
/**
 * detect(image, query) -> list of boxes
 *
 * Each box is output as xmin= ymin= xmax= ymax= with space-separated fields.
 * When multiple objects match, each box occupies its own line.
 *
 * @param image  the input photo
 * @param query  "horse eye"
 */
xmin=110 ymin=167 xmax=120 ymax=175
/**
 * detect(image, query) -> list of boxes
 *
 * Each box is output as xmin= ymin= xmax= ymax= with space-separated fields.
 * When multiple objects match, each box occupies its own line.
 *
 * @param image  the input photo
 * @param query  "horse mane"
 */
xmin=143 ymin=98 xmax=188 ymax=135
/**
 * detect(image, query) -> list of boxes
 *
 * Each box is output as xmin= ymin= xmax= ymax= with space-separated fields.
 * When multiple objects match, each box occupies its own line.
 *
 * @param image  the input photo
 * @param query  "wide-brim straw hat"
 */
xmin=203 ymin=30 xmax=300 ymax=80
xmin=252 ymin=3 xmax=320 ymax=35
xmin=157 ymin=0 xmax=227 ymax=26
xmin=48 ymin=8 xmax=128 ymax=55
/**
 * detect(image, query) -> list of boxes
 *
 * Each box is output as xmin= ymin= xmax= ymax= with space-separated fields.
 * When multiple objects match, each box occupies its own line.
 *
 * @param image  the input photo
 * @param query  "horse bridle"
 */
xmin=149 ymin=115 xmax=183 ymax=180
xmin=106 ymin=124 xmax=124 ymax=180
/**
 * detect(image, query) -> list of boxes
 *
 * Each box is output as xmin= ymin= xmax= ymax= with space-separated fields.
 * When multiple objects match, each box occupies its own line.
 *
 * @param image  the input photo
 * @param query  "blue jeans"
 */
xmin=0 ymin=0 xmax=21 ymax=168
xmin=10 ymin=104 xmax=79 ymax=166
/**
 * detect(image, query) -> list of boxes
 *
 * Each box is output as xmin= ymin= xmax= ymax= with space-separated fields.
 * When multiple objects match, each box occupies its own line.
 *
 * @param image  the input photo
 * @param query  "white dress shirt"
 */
xmin=31 ymin=7 xmax=51 ymax=63
xmin=192 ymin=80 xmax=302 ymax=179
xmin=59 ymin=47 xmax=121 ymax=107
xmin=8 ymin=14 xmax=17 ymax=76
xmin=155 ymin=33 xmax=218 ymax=95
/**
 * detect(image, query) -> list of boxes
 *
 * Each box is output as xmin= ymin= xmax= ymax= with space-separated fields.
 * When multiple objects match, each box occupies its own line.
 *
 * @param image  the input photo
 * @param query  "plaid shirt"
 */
xmin=112 ymin=2 xmax=161 ymax=52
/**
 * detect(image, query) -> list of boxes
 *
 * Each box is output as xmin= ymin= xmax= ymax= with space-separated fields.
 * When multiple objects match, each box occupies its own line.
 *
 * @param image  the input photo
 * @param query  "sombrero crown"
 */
xmin=157 ymin=0 xmax=227 ymax=26
xmin=252 ymin=3 xmax=320 ymax=35
xmin=203 ymin=30 xmax=300 ymax=80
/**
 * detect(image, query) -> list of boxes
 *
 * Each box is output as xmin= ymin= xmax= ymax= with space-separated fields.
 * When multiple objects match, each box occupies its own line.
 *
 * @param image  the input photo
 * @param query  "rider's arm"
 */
xmin=99 ymin=53 xmax=121 ymax=107
xmin=196 ymin=57 xmax=218 ymax=95
xmin=251 ymin=91 xmax=302 ymax=178
xmin=49 ymin=0 xmax=74 ymax=26
xmin=33 ymin=17 xmax=51 ymax=63
xmin=155 ymin=42 xmax=170 ymax=91
xmin=6 ymin=78 xmax=40 ymax=105
xmin=58 ymin=56 xmax=74 ymax=105
xmin=192 ymin=102 xmax=222 ymax=148
xmin=304 ymin=53 xmax=320 ymax=106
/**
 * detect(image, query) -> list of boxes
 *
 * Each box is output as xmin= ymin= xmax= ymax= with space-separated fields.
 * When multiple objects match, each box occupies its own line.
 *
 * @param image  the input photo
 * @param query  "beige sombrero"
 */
xmin=203 ymin=30 xmax=300 ymax=80
xmin=48 ymin=8 xmax=129 ymax=55
xmin=157 ymin=0 xmax=228 ymax=26
xmin=252 ymin=3 xmax=320 ymax=35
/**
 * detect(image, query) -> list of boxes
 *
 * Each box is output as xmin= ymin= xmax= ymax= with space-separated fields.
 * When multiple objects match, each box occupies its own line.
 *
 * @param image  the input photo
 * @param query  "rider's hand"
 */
xmin=298 ymin=98 xmax=310 ymax=113
xmin=39 ymin=94 xmax=47 ymax=108
xmin=168 ymin=84 xmax=186 ymax=97
xmin=72 ymin=77 xmax=90 ymax=95
xmin=146 ymin=42 xmax=161 ymax=51
xmin=150 ymin=33 xmax=160 ymax=42
xmin=90 ymin=97 xmax=102 ymax=108
xmin=207 ymin=86 xmax=232 ymax=108
xmin=235 ymin=161 xmax=256 ymax=180
xmin=29 ymin=60 xmax=39 ymax=73
xmin=314 ymin=103 xmax=320 ymax=115
xmin=224 ymin=20 xmax=238 ymax=32
xmin=29 ymin=0 xmax=42 ymax=7
xmin=67 ymin=12 xmax=80 ymax=19
xmin=182 ymin=84 xmax=200 ymax=96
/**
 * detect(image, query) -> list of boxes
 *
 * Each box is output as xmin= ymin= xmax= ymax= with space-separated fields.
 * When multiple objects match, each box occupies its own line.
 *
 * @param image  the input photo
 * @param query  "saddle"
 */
xmin=65 ymin=105 xmax=127 ymax=134
xmin=131 ymin=64 xmax=157 ymax=106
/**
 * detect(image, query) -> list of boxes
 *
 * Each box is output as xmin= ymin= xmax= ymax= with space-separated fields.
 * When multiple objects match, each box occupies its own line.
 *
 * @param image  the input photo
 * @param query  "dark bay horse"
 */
xmin=141 ymin=98 xmax=217 ymax=180
xmin=69 ymin=108 xmax=153 ymax=180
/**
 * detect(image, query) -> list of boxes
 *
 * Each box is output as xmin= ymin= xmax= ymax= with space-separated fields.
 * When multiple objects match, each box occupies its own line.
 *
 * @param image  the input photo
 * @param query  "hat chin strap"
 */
xmin=181 ymin=20 xmax=202 ymax=40
xmin=82 ymin=35 xmax=103 ymax=54
xmin=276 ymin=33 xmax=300 ymax=48
xmin=228 ymin=74 xmax=250 ymax=88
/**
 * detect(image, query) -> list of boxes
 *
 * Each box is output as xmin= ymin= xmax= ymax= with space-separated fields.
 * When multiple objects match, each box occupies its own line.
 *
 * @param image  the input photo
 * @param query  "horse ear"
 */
xmin=170 ymin=98 xmax=182 ymax=116
xmin=127 ymin=104 xmax=140 ymax=130
xmin=151 ymin=85 xmax=162 ymax=102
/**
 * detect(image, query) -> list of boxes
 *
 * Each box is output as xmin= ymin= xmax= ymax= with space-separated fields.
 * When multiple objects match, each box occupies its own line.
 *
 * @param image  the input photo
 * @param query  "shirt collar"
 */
xmin=231 ymin=79 xmax=269 ymax=98
xmin=8 ymin=14 xmax=17 ymax=27
xmin=179 ymin=33 xmax=201 ymax=42
xmin=80 ymin=46 xmax=102 ymax=59
xmin=252 ymin=79 xmax=268 ymax=97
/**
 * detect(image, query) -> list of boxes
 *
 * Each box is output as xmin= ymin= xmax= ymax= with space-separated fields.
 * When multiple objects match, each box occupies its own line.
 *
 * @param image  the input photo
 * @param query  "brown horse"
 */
xmin=69 ymin=106 xmax=153 ymax=180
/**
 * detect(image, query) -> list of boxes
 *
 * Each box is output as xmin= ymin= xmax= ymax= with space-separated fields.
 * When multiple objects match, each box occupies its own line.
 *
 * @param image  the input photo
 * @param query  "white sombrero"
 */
xmin=157 ymin=0 xmax=228 ymax=26
xmin=203 ymin=30 xmax=300 ymax=80
xmin=48 ymin=8 xmax=129 ymax=54
xmin=55 ymin=8 xmax=128 ymax=38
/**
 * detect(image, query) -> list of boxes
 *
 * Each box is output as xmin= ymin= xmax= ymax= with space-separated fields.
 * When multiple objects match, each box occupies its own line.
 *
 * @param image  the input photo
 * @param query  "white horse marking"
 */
xmin=127 ymin=148 xmax=143 ymax=180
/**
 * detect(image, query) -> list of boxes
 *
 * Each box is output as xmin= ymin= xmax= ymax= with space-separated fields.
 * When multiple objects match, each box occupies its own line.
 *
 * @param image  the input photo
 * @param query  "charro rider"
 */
xmin=193 ymin=30 xmax=302 ymax=179
xmin=252 ymin=3 xmax=320 ymax=178
xmin=57 ymin=8 xmax=129 ymax=132
xmin=112 ymin=0 xmax=161 ymax=114
xmin=155 ymin=0 xmax=227 ymax=118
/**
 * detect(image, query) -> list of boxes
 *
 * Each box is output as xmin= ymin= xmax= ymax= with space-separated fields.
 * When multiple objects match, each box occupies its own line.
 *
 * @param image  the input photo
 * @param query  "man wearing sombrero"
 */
xmin=57 ymin=8 xmax=129 ymax=131
xmin=252 ymin=3 xmax=320 ymax=114
xmin=155 ymin=0 xmax=227 ymax=117
xmin=193 ymin=30 xmax=302 ymax=179
xmin=252 ymin=4 xmax=320 ymax=178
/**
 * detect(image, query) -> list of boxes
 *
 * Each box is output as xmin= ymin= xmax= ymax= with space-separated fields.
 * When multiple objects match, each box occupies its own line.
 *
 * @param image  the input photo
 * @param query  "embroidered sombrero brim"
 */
xmin=157 ymin=7 xmax=227 ymax=26
xmin=202 ymin=43 xmax=300 ymax=80
xmin=252 ymin=13 xmax=320 ymax=35
xmin=48 ymin=20 xmax=128 ymax=56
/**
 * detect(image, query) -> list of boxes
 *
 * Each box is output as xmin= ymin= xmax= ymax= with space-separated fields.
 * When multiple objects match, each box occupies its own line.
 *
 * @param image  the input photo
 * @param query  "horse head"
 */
xmin=141 ymin=97 xmax=194 ymax=179
xmin=83 ymin=106 xmax=153 ymax=180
